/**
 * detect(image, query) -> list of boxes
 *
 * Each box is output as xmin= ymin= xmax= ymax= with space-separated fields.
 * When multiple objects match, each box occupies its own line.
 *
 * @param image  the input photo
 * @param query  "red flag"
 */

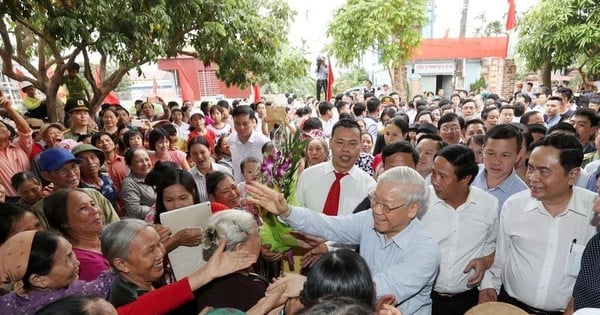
xmin=253 ymin=84 xmax=261 ymax=103
xmin=94 ymin=66 xmax=120 ymax=104
xmin=326 ymin=58 xmax=334 ymax=101
xmin=176 ymin=62 xmax=194 ymax=101
xmin=506 ymin=0 xmax=516 ymax=31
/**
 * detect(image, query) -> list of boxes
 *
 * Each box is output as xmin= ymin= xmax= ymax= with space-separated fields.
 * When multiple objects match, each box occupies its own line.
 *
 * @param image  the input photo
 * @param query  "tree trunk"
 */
xmin=541 ymin=60 xmax=552 ymax=89
xmin=454 ymin=0 xmax=469 ymax=90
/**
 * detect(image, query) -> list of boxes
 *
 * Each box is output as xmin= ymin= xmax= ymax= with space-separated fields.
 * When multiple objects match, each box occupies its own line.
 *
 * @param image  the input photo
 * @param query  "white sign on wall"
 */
xmin=414 ymin=63 xmax=455 ymax=75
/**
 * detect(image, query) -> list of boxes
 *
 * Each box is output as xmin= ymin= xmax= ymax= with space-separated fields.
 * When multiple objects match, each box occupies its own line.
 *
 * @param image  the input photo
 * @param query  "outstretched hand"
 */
xmin=245 ymin=182 xmax=290 ymax=217
xmin=204 ymin=239 xmax=255 ymax=279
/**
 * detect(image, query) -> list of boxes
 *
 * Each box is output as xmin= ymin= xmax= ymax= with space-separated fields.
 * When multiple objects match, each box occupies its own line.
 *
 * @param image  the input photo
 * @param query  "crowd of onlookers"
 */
xmin=0 ymin=80 xmax=599 ymax=315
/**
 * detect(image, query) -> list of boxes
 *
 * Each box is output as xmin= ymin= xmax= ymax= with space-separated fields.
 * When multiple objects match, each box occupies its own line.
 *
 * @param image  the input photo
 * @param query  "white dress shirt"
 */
xmin=481 ymin=187 xmax=600 ymax=311
xmin=420 ymin=186 xmax=499 ymax=294
xmin=229 ymin=130 xmax=270 ymax=183
xmin=171 ymin=121 xmax=190 ymax=141
xmin=296 ymin=161 xmax=376 ymax=215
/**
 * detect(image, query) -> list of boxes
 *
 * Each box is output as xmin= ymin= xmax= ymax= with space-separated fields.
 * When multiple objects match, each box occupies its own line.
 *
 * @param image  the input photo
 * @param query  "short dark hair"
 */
xmin=187 ymin=135 xmax=210 ymax=153
xmin=148 ymin=128 xmax=169 ymax=150
xmin=303 ymin=117 xmax=323 ymax=132
xmin=124 ymin=147 xmax=147 ymax=166
xmin=557 ymin=87 xmax=573 ymax=101
xmin=485 ymin=124 xmax=523 ymax=151
xmin=331 ymin=119 xmax=361 ymax=139
xmin=520 ymin=111 xmax=542 ymax=125
xmin=437 ymin=113 xmax=465 ymax=130
xmin=122 ymin=129 xmax=143 ymax=149
xmin=318 ymin=101 xmax=334 ymax=116
xmin=465 ymin=118 xmax=485 ymax=130
xmin=529 ymin=133 xmax=583 ymax=173
xmin=231 ymin=105 xmax=255 ymax=120
xmin=574 ymin=107 xmax=600 ymax=127
xmin=352 ymin=102 xmax=366 ymax=117
xmin=481 ymin=106 xmax=498 ymax=120
xmin=366 ymin=98 xmax=380 ymax=113
xmin=547 ymin=95 xmax=563 ymax=103
xmin=300 ymin=249 xmax=375 ymax=308
xmin=145 ymin=161 xmax=180 ymax=187
xmin=547 ymin=122 xmax=577 ymax=136
xmin=499 ymin=104 xmax=515 ymax=113
xmin=382 ymin=141 xmax=419 ymax=166
xmin=416 ymin=134 xmax=447 ymax=154
xmin=434 ymin=144 xmax=479 ymax=185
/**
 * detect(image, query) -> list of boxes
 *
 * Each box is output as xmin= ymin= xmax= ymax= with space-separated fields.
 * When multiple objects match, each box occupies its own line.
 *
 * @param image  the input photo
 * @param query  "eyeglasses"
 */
xmin=368 ymin=192 xmax=407 ymax=214
xmin=54 ymin=163 xmax=80 ymax=176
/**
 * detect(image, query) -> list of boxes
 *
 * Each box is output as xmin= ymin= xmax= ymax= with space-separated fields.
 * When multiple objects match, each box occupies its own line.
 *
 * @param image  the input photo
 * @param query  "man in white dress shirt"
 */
xmin=479 ymin=133 xmax=600 ymax=314
xmin=296 ymin=119 xmax=376 ymax=263
xmin=228 ymin=105 xmax=270 ymax=183
xmin=420 ymin=144 xmax=499 ymax=315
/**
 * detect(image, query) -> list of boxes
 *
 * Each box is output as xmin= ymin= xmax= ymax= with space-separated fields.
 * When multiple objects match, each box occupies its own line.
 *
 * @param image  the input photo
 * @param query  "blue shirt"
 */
xmin=471 ymin=166 xmax=528 ymax=210
xmin=285 ymin=207 xmax=440 ymax=315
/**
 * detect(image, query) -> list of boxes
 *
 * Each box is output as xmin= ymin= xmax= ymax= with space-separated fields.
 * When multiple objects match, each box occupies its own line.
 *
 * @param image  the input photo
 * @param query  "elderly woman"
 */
xmin=298 ymin=137 xmax=329 ymax=176
xmin=196 ymin=209 xmax=264 ymax=311
xmin=10 ymin=171 xmax=48 ymax=209
xmin=44 ymin=188 xmax=109 ymax=281
xmin=121 ymin=148 xmax=156 ymax=219
xmin=101 ymin=219 xmax=254 ymax=310
xmin=0 ymin=229 xmax=253 ymax=314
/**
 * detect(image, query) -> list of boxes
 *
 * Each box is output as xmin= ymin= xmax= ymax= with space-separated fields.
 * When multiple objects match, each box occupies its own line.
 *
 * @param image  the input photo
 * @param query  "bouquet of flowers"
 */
xmin=258 ymin=129 xmax=307 ymax=253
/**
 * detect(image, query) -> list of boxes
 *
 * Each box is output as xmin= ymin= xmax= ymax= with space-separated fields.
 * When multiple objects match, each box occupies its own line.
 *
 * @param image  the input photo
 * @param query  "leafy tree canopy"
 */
xmin=517 ymin=0 xmax=600 ymax=85
xmin=0 ymin=0 xmax=307 ymax=119
xmin=326 ymin=0 xmax=428 ymax=68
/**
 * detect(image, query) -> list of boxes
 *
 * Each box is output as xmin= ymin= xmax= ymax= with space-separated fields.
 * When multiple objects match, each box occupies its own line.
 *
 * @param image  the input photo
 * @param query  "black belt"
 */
xmin=498 ymin=286 xmax=563 ymax=315
xmin=432 ymin=287 xmax=478 ymax=299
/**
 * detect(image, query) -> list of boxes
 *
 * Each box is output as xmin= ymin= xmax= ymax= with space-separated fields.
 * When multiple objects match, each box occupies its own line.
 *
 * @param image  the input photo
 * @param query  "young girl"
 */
xmin=148 ymin=128 xmax=190 ymax=170
xmin=207 ymin=105 xmax=232 ymax=137
xmin=187 ymin=112 xmax=215 ymax=153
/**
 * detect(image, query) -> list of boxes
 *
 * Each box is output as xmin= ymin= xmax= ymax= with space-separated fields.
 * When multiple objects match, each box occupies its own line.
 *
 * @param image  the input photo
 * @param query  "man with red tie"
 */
xmin=295 ymin=119 xmax=376 ymax=264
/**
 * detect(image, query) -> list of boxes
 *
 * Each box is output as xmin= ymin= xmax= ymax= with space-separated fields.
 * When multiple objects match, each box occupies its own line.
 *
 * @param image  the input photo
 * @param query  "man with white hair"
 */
xmin=248 ymin=166 xmax=441 ymax=315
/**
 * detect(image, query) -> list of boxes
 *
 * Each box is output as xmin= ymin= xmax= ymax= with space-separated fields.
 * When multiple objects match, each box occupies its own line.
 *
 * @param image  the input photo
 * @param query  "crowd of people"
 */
xmin=0 ymin=79 xmax=599 ymax=315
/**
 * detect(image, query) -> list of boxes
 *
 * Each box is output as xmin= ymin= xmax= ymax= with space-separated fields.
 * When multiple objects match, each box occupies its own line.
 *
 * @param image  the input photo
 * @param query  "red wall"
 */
xmin=157 ymin=57 xmax=250 ymax=100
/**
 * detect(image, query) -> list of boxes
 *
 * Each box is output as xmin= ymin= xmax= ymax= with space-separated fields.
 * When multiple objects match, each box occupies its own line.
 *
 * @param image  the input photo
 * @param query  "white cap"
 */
xmin=21 ymin=81 xmax=33 ymax=89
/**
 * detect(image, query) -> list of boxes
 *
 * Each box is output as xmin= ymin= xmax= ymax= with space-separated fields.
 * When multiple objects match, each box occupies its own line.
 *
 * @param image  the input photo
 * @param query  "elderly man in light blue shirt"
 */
xmin=247 ymin=166 xmax=441 ymax=315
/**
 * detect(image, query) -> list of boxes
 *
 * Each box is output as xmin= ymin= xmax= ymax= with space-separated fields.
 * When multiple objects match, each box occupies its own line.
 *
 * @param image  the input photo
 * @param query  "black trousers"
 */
xmin=498 ymin=286 xmax=563 ymax=315
xmin=431 ymin=287 xmax=479 ymax=315
xmin=316 ymin=79 xmax=327 ymax=101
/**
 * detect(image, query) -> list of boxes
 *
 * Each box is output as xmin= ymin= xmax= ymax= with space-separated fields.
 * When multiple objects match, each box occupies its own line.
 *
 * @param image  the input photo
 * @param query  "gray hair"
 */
xmin=202 ymin=209 xmax=256 ymax=260
xmin=377 ymin=166 xmax=429 ymax=214
xmin=101 ymin=219 xmax=151 ymax=265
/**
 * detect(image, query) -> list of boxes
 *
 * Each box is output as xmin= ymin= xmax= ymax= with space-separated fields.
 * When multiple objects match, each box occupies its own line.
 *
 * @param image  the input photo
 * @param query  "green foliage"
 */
xmin=517 ymin=0 xmax=600 ymax=83
xmin=334 ymin=67 xmax=369 ymax=93
xmin=473 ymin=12 xmax=504 ymax=37
xmin=469 ymin=75 xmax=487 ymax=92
xmin=326 ymin=0 xmax=428 ymax=68
xmin=0 ymin=0 xmax=307 ymax=119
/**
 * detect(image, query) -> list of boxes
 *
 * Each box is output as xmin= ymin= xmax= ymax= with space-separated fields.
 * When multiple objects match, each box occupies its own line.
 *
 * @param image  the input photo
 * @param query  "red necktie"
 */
xmin=323 ymin=172 xmax=348 ymax=216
